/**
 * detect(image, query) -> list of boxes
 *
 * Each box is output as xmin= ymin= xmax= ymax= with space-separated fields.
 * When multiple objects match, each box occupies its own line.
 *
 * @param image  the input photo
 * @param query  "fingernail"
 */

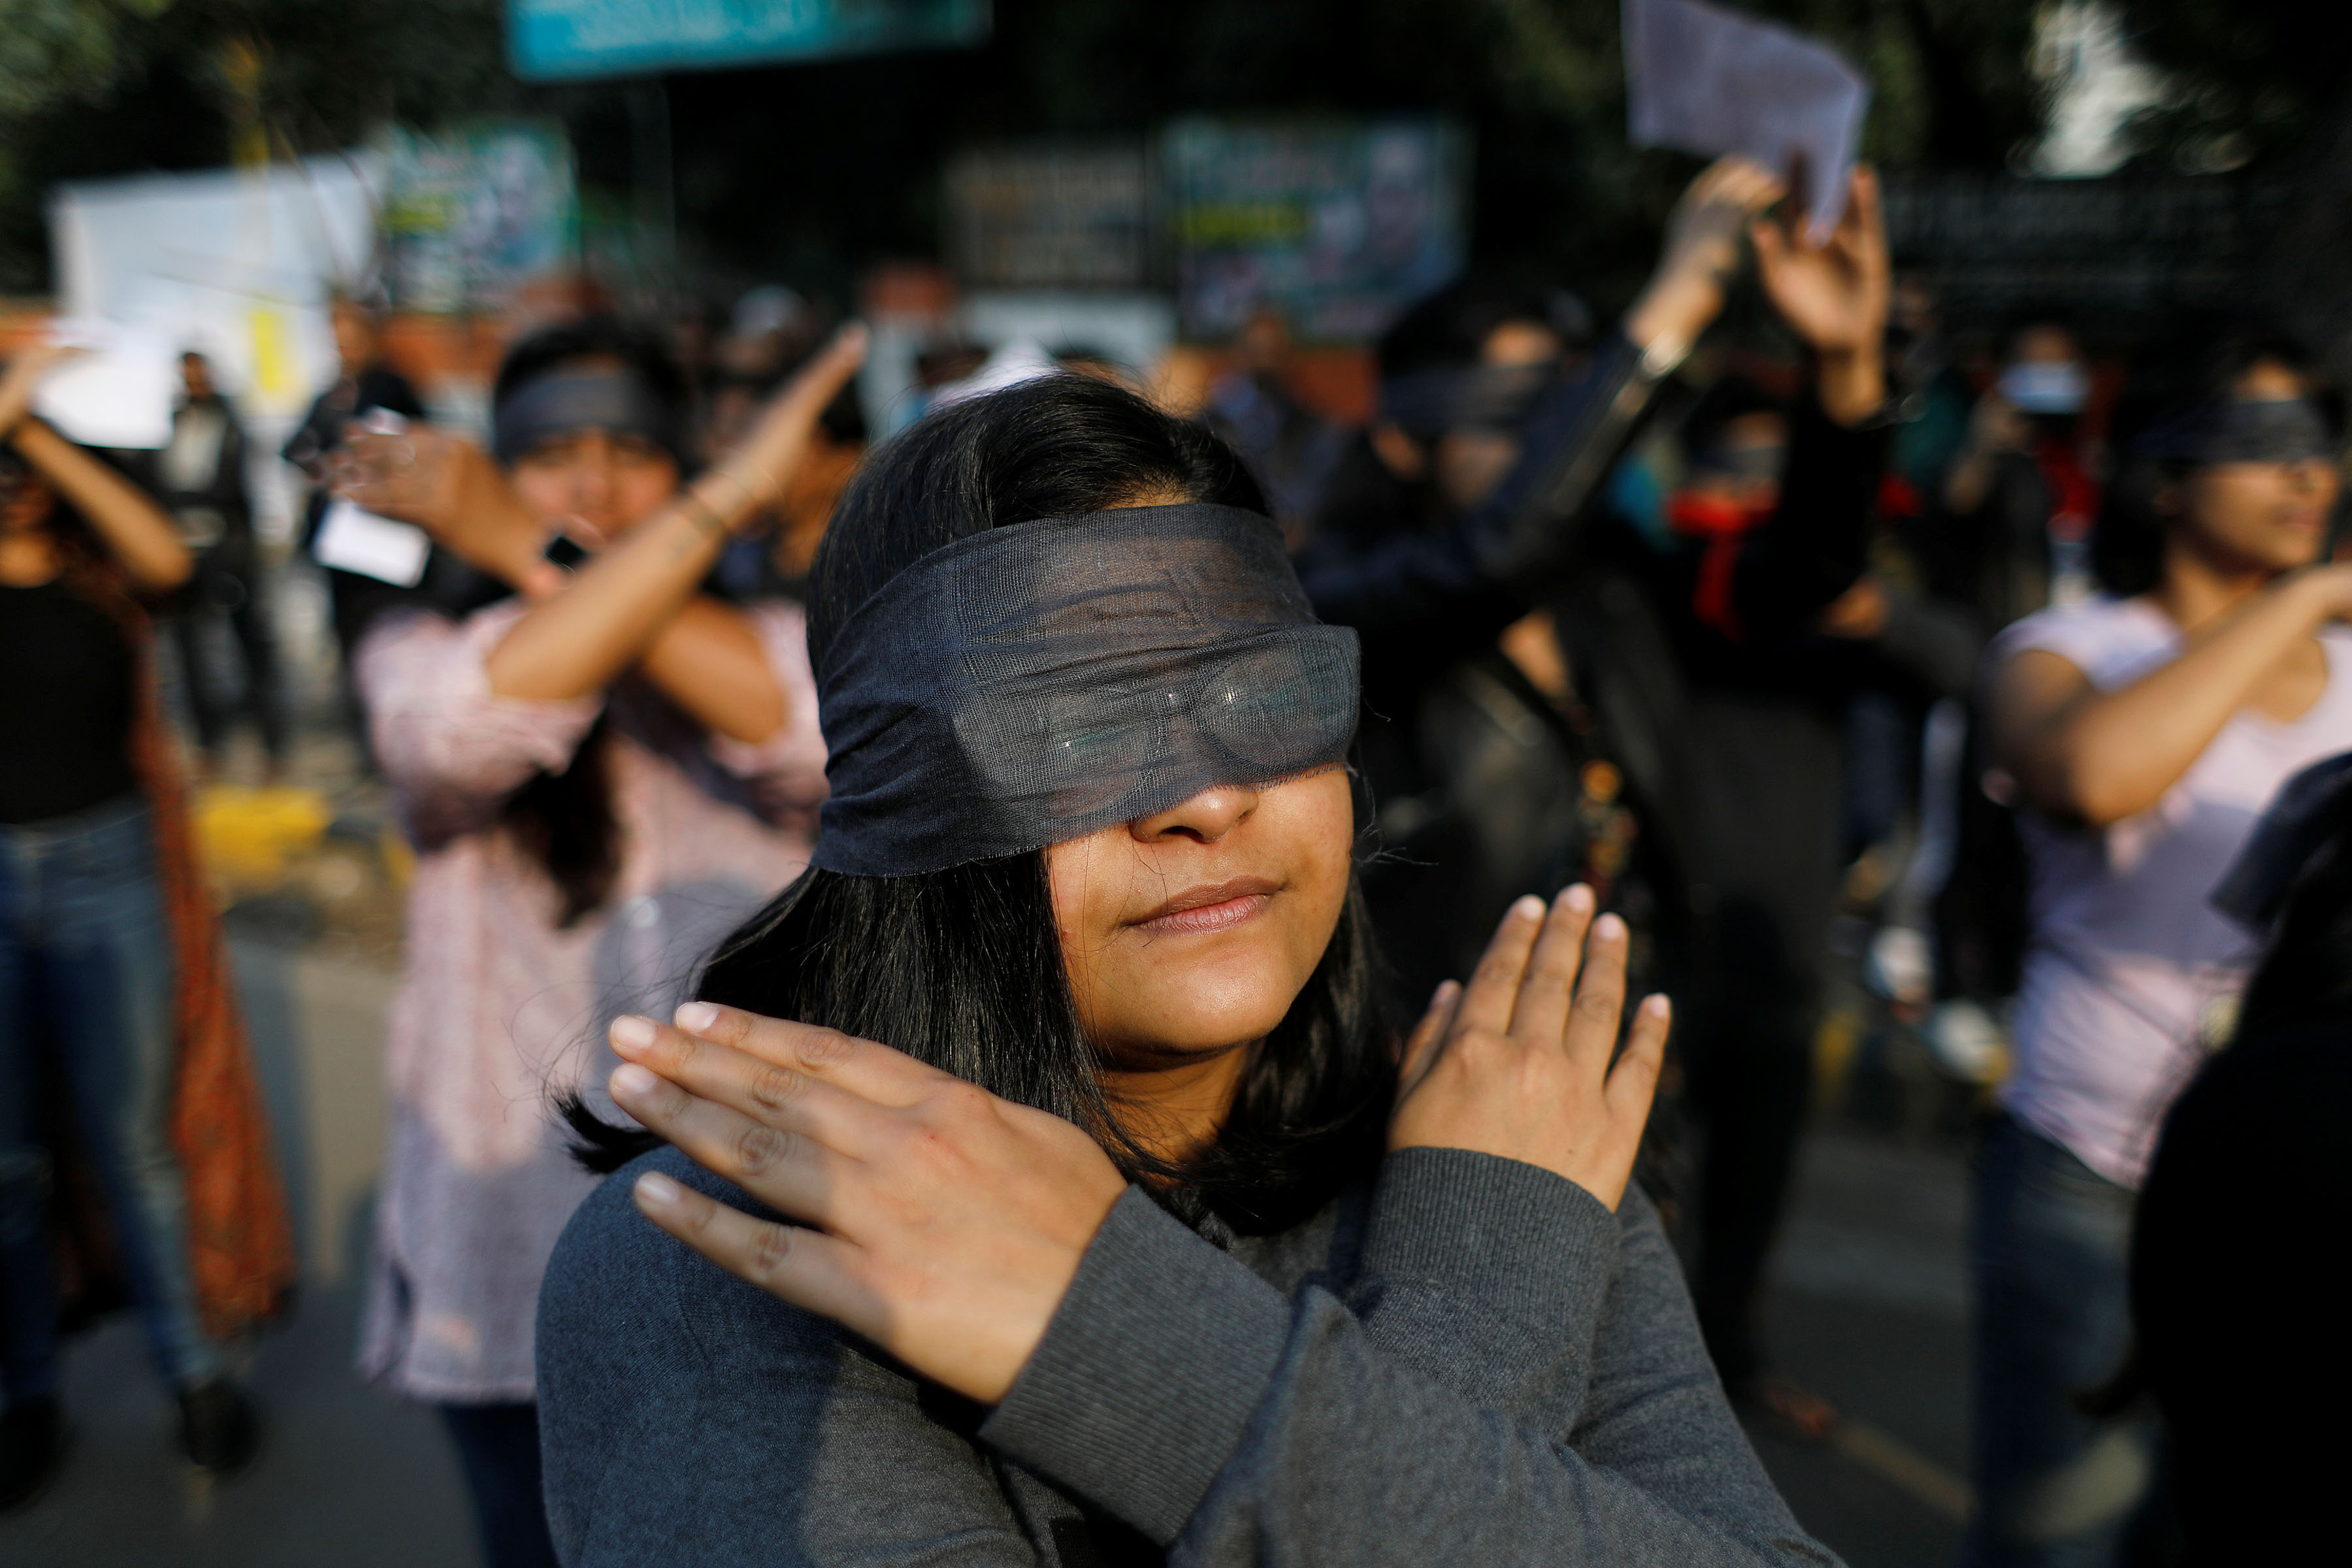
xmin=1560 ymin=883 xmax=1595 ymax=913
xmin=674 ymin=1002 xmax=719 ymax=1034
xmin=1644 ymin=993 xmax=1672 ymax=1019
xmin=610 ymin=1015 xmax=655 ymax=1051
xmin=635 ymin=1171 xmax=680 ymax=1207
xmin=1431 ymin=979 xmax=1460 ymax=1005
xmin=1595 ymin=913 xmax=1627 ymax=941
xmin=610 ymin=1062 xmax=659 ymax=1101
xmin=1512 ymin=894 xmax=1546 ymax=921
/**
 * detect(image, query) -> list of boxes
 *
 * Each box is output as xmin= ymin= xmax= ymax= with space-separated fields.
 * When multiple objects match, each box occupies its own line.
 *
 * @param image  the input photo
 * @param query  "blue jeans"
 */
xmin=440 ymin=1403 xmax=560 ymax=1568
xmin=0 ymin=795 xmax=221 ymax=1403
xmin=1961 ymin=1115 xmax=2153 ymax=1567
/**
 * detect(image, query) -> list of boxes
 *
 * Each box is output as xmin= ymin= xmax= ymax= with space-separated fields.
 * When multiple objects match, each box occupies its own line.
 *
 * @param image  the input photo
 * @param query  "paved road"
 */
xmin=3 ymin=936 xmax=1978 ymax=1567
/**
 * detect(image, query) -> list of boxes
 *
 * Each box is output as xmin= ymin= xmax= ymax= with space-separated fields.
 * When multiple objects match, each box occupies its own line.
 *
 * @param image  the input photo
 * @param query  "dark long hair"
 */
xmin=2234 ymin=786 xmax=2352 ymax=1039
xmin=568 ymin=374 xmax=1397 ymax=1233
xmin=491 ymin=317 xmax=690 ymax=926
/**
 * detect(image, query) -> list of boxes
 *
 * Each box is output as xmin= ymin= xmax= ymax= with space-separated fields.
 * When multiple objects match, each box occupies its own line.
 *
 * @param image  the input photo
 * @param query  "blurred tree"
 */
xmin=2115 ymin=0 xmax=2352 ymax=173
xmin=0 ymin=0 xmax=512 ymax=290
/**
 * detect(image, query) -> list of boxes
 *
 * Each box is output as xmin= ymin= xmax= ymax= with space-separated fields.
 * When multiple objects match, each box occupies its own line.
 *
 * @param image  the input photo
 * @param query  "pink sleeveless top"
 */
xmin=1989 ymin=595 xmax=2352 ymax=1187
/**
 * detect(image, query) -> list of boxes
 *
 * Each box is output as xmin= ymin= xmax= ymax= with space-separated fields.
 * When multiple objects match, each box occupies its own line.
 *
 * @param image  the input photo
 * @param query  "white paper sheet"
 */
xmin=1624 ymin=0 xmax=1869 ymax=242
xmin=313 ymin=498 xmax=431 ymax=588
xmin=31 ymin=321 xmax=179 ymax=449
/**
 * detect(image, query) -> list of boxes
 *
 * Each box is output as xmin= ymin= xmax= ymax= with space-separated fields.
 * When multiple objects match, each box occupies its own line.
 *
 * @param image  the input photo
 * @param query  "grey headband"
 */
xmin=811 ymin=502 xmax=1361 ymax=877
xmin=1380 ymin=362 xmax=1558 ymax=440
xmin=491 ymin=367 xmax=683 ymax=466
xmin=2142 ymin=398 xmax=2334 ymax=468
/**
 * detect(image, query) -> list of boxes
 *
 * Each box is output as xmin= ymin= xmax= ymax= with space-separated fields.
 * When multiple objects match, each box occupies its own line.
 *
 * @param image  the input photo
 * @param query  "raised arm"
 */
xmin=1298 ymin=159 xmax=1787 ymax=645
xmin=340 ymin=328 xmax=865 ymax=745
xmin=0 ymin=346 xmax=189 ymax=591
xmin=1988 ymin=564 xmax=2352 ymax=826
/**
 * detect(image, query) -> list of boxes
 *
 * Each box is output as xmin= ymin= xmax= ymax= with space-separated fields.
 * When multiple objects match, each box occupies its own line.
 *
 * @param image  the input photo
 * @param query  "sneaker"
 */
xmin=177 ymin=1378 xmax=261 ymax=1477
xmin=0 ymin=1396 xmax=67 ymax=1512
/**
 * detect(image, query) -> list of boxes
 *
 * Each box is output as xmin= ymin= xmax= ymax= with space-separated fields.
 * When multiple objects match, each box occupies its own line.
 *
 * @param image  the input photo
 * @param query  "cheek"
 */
xmin=617 ymin=463 xmax=681 ymax=525
xmin=510 ymin=466 xmax=574 ymax=521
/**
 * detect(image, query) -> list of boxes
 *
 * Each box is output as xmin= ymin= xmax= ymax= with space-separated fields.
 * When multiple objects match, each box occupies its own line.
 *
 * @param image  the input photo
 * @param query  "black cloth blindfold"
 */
xmin=491 ymin=368 xmax=684 ymax=467
xmin=811 ymin=502 xmax=1360 ymax=877
xmin=2142 ymin=398 xmax=2334 ymax=468
xmin=1380 ymin=362 xmax=1558 ymax=440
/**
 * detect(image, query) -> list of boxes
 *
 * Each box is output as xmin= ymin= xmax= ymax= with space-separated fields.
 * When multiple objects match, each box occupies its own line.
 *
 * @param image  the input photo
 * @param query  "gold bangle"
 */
xmin=677 ymin=489 xmax=730 ymax=540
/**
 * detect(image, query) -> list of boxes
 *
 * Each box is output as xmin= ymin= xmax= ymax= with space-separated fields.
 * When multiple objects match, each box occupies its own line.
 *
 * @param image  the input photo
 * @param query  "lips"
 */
xmin=1131 ymin=875 xmax=1282 ymax=936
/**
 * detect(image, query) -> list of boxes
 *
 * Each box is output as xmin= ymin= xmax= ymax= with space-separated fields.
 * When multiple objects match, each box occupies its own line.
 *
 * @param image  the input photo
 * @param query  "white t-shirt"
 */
xmin=1989 ymin=595 xmax=2352 ymax=1188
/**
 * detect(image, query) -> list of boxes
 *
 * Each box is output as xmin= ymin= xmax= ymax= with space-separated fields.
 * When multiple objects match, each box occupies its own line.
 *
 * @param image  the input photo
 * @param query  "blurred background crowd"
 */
xmin=4 ymin=1 xmax=2351 ymax=1565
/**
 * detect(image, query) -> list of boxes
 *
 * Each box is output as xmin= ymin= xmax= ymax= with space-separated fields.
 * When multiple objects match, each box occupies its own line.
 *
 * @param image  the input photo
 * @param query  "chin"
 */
xmin=1122 ymin=970 xmax=1301 ymax=1057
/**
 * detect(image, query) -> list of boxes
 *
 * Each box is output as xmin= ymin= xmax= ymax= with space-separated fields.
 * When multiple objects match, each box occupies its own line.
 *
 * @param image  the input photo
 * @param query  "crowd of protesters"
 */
xmin=0 ymin=149 xmax=2347 ymax=1568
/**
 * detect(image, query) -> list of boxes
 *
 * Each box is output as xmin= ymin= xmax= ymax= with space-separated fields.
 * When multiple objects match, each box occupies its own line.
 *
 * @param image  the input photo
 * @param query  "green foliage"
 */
xmin=2115 ymin=0 xmax=2352 ymax=171
xmin=0 ymin=0 xmax=154 ymax=121
xmin=0 ymin=0 xmax=513 ymax=289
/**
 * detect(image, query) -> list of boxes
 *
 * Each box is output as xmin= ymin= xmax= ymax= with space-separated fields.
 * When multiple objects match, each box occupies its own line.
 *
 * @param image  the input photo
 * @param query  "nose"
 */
xmin=1131 ymin=785 xmax=1259 ymax=846
xmin=571 ymin=432 xmax=617 ymax=513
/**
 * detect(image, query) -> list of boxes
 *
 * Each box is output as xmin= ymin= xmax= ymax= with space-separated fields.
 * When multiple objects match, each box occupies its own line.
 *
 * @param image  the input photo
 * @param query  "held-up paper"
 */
xmin=314 ymin=498 xmax=431 ymax=589
xmin=1624 ymin=0 xmax=1869 ymax=242
xmin=33 ymin=321 xmax=178 ymax=449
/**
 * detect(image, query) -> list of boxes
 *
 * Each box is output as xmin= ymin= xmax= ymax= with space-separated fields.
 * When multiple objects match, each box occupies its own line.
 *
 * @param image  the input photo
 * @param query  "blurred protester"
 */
xmin=329 ymin=319 xmax=858 ymax=1568
xmin=1970 ymin=334 xmax=2352 ymax=1566
xmin=1937 ymin=322 xmax=2102 ymax=627
xmin=1301 ymin=158 xmax=1791 ymax=1007
xmin=283 ymin=292 xmax=429 ymax=668
xmin=534 ymin=373 xmax=1827 ymax=1568
xmin=1883 ymin=272 xmax=1974 ymax=513
xmin=1305 ymin=160 xmax=1891 ymax=1432
xmin=161 ymin=350 xmax=284 ymax=780
xmin=2133 ymin=751 xmax=2352 ymax=1563
xmin=0 ymin=346 xmax=293 ymax=1510
xmin=1199 ymin=307 xmax=1351 ymax=539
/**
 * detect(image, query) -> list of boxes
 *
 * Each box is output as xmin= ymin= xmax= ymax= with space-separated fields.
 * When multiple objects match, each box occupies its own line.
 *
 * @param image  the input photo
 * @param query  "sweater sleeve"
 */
xmin=357 ymin=600 xmax=605 ymax=848
xmin=981 ymin=1187 xmax=1838 ymax=1568
xmin=540 ymin=1153 xmax=1047 ymax=1568
xmin=1348 ymin=1147 xmax=1620 ymax=1429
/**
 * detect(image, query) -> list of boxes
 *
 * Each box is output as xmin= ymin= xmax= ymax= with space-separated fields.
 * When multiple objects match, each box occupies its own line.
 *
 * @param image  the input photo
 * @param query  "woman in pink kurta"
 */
xmin=335 ymin=318 xmax=862 ymax=1568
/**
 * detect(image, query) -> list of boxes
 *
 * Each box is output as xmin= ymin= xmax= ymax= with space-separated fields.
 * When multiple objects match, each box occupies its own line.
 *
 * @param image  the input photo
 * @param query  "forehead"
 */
xmin=2233 ymin=358 xmax=2308 ymax=400
xmin=2012 ymin=325 xmax=2078 ymax=361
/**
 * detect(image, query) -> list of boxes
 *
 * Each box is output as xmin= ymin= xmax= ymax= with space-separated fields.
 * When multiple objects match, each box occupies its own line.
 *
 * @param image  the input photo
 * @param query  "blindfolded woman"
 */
xmin=536 ymin=373 xmax=1837 ymax=1567
xmin=336 ymin=319 xmax=859 ymax=1568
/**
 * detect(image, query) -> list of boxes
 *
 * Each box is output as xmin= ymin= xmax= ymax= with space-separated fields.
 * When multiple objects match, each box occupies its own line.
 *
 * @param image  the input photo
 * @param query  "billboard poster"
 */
xmin=382 ymin=122 xmax=578 ymax=313
xmin=1164 ymin=118 xmax=1468 ymax=343
xmin=944 ymin=143 xmax=1150 ymax=291
xmin=508 ymin=0 xmax=990 ymax=81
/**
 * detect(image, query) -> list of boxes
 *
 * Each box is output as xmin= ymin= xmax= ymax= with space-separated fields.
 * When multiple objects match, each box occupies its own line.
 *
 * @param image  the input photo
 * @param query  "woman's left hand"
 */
xmin=1752 ymin=165 xmax=1890 ymax=425
xmin=602 ymin=1004 xmax=1126 ymax=1405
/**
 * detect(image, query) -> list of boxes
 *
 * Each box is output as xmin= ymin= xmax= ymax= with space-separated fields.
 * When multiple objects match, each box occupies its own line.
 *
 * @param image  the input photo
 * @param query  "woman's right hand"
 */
xmin=1624 ymin=157 xmax=1788 ymax=367
xmin=604 ymin=1005 xmax=1127 ymax=1407
xmin=694 ymin=324 xmax=868 ymax=527
xmin=1389 ymin=886 xmax=1672 ymax=1211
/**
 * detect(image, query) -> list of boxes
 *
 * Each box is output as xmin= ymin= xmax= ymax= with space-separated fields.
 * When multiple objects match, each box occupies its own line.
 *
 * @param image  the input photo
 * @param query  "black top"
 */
xmin=0 ymin=578 xmax=137 ymax=823
xmin=2132 ymin=1016 xmax=2352 ymax=1562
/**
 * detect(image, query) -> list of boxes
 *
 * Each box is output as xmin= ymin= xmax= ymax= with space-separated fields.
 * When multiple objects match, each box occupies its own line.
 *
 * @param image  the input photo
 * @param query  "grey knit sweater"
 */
xmin=536 ymin=1143 xmax=1840 ymax=1567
